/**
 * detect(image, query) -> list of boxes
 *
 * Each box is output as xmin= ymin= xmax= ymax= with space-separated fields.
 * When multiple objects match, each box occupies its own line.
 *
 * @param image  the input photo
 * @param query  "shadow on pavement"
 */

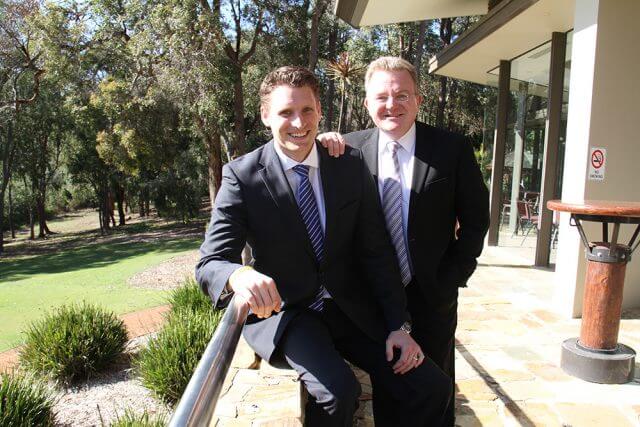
xmin=455 ymin=339 xmax=536 ymax=426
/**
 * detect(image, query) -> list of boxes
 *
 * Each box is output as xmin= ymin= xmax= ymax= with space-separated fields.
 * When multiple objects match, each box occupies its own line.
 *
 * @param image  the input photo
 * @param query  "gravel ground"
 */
xmin=127 ymin=251 xmax=200 ymax=290
xmin=53 ymin=336 xmax=172 ymax=426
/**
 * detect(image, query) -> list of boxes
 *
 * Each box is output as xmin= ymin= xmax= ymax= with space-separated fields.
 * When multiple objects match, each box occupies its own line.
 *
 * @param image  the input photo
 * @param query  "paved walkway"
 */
xmin=0 ymin=305 xmax=170 ymax=373
xmin=452 ymin=245 xmax=640 ymax=426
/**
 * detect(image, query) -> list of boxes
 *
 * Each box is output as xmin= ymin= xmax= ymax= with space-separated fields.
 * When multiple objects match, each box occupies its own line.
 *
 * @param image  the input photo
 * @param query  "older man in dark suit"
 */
xmin=320 ymin=57 xmax=490 ymax=426
xmin=196 ymin=66 xmax=451 ymax=427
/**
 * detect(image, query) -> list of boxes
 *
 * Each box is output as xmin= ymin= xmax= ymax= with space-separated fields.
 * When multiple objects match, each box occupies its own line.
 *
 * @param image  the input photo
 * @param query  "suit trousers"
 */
xmin=275 ymin=300 xmax=452 ymax=427
xmin=406 ymin=280 xmax=458 ymax=426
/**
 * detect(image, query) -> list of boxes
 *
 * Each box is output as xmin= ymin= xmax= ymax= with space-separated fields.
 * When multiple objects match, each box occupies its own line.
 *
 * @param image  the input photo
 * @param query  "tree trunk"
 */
xmin=139 ymin=190 xmax=146 ymax=217
xmin=232 ymin=68 xmax=246 ymax=158
xmin=308 ymin=0 xmax=326 ymax=70
xmin=8 ymin=181 xmax=14 ymax=239
xmin=0 ymin=194 xmax=5 ymax=252
xmin=101 ymin=185 xmax=112 ymax=233
xmin=36 ymin=174 xmax=51 ymax=237
xmin=115 ymin=183 xmax=126 ymax=225
xmin=98 ymin=205 xmax=104 ymax=234
xmin=436 ymin=76 xmax=448 ymax=129
xmin=29 ymin=205 xmax=35 ymax=240
xmin=0 ymin=121 xmax=16 ymax=254
xmin=207 ymin=132 xmax=223 ymax=208
xmin=436 ymin=18 xmax=453 ymax=129
xmin=324 ymin=19 xmax=338 ymax=131
xmin=106 ymin=190 xmax=116 ymax=228
xmin=36 ymin=195 xmax=47 ymax=238
xmin=36 ymin=134 xmax=52 ymax=236
xmin=344 ymin=89 xmax=354 ymax=133
xmin=413 ymin=20 xmax=428 ymax=85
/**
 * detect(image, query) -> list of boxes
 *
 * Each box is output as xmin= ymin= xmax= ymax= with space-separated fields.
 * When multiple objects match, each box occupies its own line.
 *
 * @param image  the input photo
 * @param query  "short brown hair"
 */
xmin=259 ymin=66 xmax=320 ymax=107
xmin=364 ymin=56 xmax=419 ymax=93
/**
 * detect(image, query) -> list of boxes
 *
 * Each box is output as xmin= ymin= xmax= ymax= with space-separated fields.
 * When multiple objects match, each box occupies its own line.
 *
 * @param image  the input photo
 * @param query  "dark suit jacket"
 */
xmin=196 ymin=141 xmax=409 ymax=362
xmin=345 ymin=121 xmax=489 ymax=304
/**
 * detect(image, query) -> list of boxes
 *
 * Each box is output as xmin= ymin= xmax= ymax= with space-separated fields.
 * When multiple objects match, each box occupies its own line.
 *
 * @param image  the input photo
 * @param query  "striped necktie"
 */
xmin=382 ymin=141 xmax=412 ymax=286
xmin=292 ymin=164 xmax=326 ymax=311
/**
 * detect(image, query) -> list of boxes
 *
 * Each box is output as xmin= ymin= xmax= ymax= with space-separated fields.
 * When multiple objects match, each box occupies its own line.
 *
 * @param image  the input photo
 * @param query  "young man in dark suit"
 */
xmin=196 ymin=66 xmax=451 ymax=427
xmin=320 ymin=57 xmax=490 ymax=426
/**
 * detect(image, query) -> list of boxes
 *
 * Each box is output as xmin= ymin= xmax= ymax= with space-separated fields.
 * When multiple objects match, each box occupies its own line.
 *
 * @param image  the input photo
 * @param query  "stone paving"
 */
xmin=214 ymin=244 xmax=640 ymax=426
xmin=453 ymin=245 xmax=640 ymax=426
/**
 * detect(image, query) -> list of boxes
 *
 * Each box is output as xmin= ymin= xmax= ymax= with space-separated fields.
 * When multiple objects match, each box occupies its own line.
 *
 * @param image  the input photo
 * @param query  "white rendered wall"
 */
xmin=556 ymin=0 xmax=640 ymax=317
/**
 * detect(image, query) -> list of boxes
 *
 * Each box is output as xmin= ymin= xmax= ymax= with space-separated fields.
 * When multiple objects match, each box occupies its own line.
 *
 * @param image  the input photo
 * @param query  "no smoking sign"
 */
xmin=588 ymin=147 xmax=606 ymax=181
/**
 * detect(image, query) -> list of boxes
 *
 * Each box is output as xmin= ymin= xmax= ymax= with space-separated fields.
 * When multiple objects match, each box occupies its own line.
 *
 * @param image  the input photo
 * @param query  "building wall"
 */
xmin=556 ymin=0 xmax=640 ymax=317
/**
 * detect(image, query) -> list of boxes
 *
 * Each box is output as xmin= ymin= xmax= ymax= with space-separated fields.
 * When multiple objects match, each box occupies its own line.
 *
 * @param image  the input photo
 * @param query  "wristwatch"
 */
xmin=400 ymin=321 xmax=412 ymax=334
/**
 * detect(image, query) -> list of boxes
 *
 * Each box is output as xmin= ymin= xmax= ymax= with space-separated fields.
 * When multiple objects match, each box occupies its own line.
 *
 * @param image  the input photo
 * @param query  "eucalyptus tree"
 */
xmin=12 ymin=79 xmax=69 ymax=238
xmin=0 ymin=0 xmax=45 ymax=252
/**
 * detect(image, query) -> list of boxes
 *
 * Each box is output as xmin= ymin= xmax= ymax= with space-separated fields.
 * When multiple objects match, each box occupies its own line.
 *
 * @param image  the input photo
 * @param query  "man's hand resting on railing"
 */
xmin=228 ymin=266 xmax=282 ymax=318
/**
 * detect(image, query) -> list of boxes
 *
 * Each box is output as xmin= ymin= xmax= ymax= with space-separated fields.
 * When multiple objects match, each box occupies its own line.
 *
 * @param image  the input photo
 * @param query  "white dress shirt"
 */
xmin=377 ymin=123 xmax=416 ymax=246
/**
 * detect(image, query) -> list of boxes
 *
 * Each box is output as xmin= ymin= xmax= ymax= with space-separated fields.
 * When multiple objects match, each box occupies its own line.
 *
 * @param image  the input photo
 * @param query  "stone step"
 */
xmin=211 ymin=337 xmax=304 ymax=426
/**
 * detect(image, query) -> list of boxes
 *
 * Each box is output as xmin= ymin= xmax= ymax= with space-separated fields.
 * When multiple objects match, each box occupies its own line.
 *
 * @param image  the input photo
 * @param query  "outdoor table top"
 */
xmin=547 ymin=200 xmax=640 ymax=218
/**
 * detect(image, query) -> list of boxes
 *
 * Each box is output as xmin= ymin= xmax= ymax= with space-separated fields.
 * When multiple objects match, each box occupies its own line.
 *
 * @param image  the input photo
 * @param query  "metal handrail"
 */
xmin=169 ymin=296 xmax=249 ymax=427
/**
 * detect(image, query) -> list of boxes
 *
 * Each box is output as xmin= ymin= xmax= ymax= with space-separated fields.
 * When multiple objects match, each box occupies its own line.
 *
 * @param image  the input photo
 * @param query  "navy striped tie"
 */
xmin=293 ymin=164 xmax=326 ymax=311
xmin=382 ymin=142 xmax=412 ymax=286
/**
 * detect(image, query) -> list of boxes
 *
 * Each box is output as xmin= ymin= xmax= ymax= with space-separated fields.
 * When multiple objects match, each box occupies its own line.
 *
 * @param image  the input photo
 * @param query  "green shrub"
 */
xmin=110 ymin=408 xmax=167 ymax=427
xmin=0 ymin=372 xmax=56 ymax=426
xmin=136 ymin=309 xmax=223 ymax=404
xmin=20 ymin=303 xmax=128 ymax=384
xmin=168 ymin=278 xmax=212 ymax=318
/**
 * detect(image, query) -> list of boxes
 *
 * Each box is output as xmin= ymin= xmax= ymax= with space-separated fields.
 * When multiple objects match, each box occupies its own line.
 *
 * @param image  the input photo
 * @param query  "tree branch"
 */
xmin=238 ymin=8 xmax=263 ymax=66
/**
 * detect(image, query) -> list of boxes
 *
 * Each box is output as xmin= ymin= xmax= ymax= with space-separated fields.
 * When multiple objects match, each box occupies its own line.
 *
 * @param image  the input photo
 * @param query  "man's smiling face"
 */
xmin=365 ymin=69 xmax=422 ymax=140
xmin=261 ymin=84 xmax=321 ymax=162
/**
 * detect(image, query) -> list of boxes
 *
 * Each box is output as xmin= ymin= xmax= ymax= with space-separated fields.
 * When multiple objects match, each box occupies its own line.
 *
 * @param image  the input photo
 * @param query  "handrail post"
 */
xmin=169 ymin=296 xmax=249 ymax=427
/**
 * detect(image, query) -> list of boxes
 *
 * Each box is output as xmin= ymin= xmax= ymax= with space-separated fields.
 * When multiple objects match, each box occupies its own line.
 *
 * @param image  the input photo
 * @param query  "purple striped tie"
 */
xmin=293 ymin=164 xmax=326 ymax=311
xmin=382 ymin=142 xmax=412 ymax=286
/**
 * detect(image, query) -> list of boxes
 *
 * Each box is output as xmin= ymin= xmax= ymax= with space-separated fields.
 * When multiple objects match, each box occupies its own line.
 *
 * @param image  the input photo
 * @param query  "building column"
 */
xmin=535 ymin=31 xmax=567 ymax=267
xmin=487 ymin=60 xmax=510 ymax=246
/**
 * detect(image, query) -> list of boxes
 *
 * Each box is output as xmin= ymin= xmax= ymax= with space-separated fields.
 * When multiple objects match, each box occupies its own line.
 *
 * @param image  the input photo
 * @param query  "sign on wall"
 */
xmin=588 ymin=147 xmax=606 ymax=181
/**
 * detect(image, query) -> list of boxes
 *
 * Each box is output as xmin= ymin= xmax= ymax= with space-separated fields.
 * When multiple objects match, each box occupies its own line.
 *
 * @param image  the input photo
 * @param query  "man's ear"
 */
xmin=260 ymin=105 xmax=270 ymax=127
xmin=363 ymin=97 xmax=369 ymax=110
xmin=415 ymin=94 xmax=423 ymax=107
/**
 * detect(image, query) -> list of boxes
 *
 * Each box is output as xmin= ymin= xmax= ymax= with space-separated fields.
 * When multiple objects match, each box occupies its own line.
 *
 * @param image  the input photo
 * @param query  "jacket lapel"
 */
xmin=258 ymin=141 xmax=315 ymax=259
xmin=409 ymin=122 xmax=435 ymax=233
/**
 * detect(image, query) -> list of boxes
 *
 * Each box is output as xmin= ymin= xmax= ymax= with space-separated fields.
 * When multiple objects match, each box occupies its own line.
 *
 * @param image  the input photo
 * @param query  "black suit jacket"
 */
xmin=345 ymin=122 xmax=489 ymax=304
xmin=196 ymin=141 xmax=409 ymax=362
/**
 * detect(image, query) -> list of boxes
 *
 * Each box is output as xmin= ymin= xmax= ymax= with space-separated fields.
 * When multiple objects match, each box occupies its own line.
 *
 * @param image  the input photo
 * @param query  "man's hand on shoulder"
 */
xmin=386 ymin=329 xmax=425 ymax=375
xmin=228 ymin=266 xmax=282 ymax=318
xmin=317 ymin=132 xmax=346 ymax=157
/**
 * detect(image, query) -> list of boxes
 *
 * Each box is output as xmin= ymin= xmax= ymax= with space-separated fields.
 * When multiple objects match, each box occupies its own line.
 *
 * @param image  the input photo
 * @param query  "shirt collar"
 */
xmin=378 ymin=123 xmax=416 ymax=155
xmin=273 ymin=140 xmax=319 ymax=172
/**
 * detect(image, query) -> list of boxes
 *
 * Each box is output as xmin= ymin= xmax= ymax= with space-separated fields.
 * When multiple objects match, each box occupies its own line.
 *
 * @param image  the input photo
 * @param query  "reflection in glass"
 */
xmin=487 ymin=31 xmax=573 ymax=262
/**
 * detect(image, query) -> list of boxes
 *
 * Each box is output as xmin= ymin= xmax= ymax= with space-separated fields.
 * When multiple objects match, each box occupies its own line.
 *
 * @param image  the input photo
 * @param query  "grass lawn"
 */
xmin=0 ymin=211 xmax=204 ymax=352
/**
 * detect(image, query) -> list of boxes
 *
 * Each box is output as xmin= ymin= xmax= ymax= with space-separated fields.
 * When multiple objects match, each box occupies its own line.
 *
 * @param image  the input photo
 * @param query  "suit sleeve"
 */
xmin=195 ymin=164 xmax=247 ymax=308
xmin=354 ymin=152 xmax=410 ymax=332
xmin=439 ymin=138 xmax=490 ymax=287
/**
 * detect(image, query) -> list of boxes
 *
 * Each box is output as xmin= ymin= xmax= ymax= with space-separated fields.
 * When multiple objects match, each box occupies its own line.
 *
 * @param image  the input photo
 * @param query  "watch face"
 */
xmin=401 ymin=321 xmax=412 ymax=333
